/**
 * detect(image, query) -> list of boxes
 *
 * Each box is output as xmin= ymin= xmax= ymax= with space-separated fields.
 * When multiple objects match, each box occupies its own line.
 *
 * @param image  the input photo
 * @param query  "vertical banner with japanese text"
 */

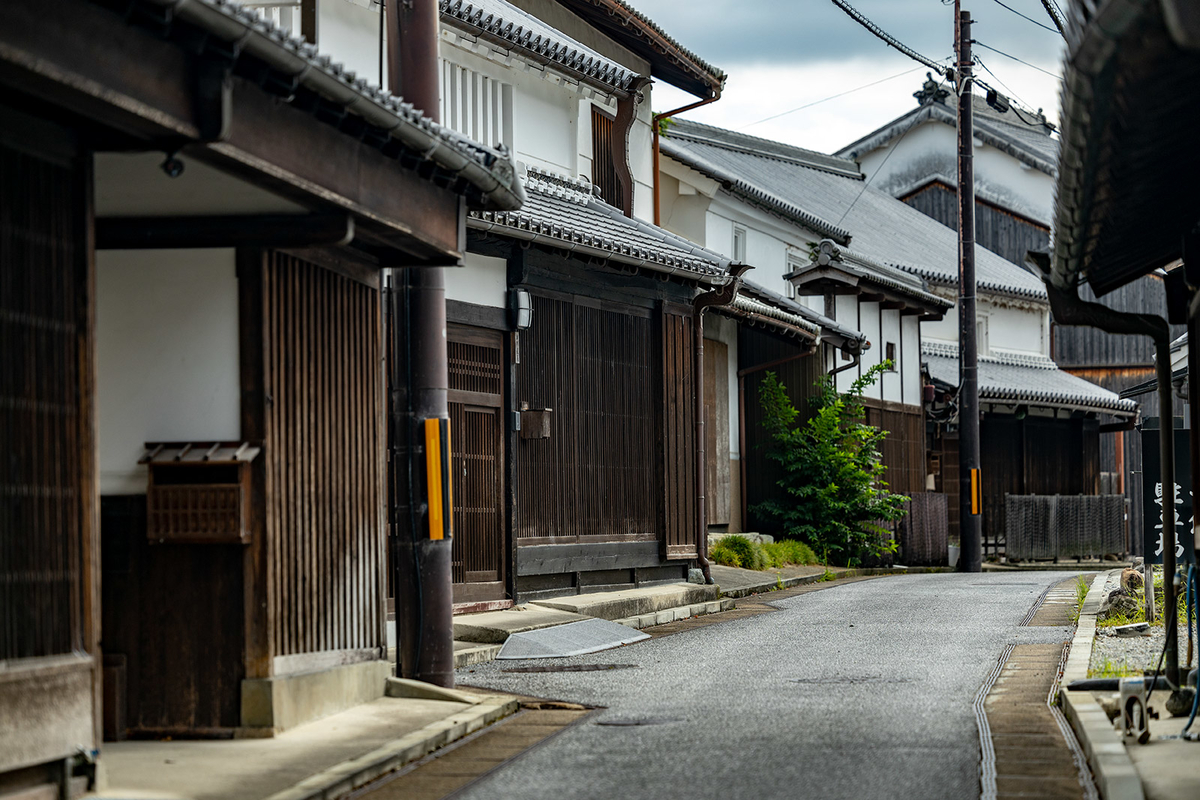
xmin=1141 ymin=426 xmax=1196 ymax=565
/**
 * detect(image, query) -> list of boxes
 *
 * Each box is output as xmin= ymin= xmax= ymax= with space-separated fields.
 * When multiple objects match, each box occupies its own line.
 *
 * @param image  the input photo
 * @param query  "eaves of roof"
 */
xmin=836 ymin=248 xmax=954 ymax=312
xmin=1049 ymin=0 xmax=1200 ymax=297
xmin=131 ymin=0 xmax=524 ymax=211
xmin=468 ymin=166 xmax=729 ymax=283
xmin=441 ymin=0 xmax=635 ymax=95
xmin=553 ymin=0 xmax=724 ymax=99
xmin=922 ymin=342 xmax=1137 ymax=415
xmin=735 ymin=279 xmax=865 ymax=352
xmin=660 ymin=137 xmax=853 ymax=245
xmin=835 ymin=101 xmax=1058 ymax=177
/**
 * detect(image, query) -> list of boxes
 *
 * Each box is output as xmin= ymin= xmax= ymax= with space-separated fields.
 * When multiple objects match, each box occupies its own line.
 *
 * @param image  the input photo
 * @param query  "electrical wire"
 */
xmin=973 ymin=41 xmax=1061 ymax=78
xmin=741 ymin=65 xmax=928 ymax=129
xmin=991 ymin=0 xmax=1062 ymax=35
xmin=829 ymin=0 xmax=951 ymax=77
xmin=974 ymin=57 xmax=1048 ymax=126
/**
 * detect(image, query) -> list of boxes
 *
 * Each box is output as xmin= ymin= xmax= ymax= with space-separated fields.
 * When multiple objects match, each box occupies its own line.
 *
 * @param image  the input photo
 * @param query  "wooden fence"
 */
xmin=1005 ymin=494 xmax=1125 ymax=561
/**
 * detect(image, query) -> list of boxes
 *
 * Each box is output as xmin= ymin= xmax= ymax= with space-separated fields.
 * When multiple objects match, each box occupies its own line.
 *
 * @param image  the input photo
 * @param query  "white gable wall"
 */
xmin=856 ymin=120 xmax=1055 ymax=225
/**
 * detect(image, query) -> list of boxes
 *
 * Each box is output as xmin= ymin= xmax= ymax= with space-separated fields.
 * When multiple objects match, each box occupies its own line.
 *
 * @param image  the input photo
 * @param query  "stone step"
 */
xmin=614 ymin=598 xmax=735 ymax=630
xmin=528 ymin=582 xmax=720 ymax=620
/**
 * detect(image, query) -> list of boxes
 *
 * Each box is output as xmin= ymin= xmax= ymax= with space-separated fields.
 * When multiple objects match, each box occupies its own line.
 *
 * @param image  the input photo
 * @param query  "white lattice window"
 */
xmin=441 ymin=62 xmax=514 ymax=151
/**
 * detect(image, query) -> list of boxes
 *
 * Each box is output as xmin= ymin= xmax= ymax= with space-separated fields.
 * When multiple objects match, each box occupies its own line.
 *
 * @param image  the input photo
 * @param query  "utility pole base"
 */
xmin=395 ymin=538 xmax=456 ymax=688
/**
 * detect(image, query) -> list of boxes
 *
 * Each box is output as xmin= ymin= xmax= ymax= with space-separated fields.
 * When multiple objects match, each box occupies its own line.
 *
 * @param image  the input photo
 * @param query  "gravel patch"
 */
xmin=1088 ymin=570 xmax=1196 ymax=675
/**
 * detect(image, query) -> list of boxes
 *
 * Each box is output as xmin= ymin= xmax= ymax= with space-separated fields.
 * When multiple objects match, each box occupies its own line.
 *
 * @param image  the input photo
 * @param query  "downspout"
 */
xmin=654 ymin=96 xmax=720 ymax=226
xmin=1037 ymin=258 xmax=1180 ymax=698
xmin=693 ymin=264 xmax=752 ymax=584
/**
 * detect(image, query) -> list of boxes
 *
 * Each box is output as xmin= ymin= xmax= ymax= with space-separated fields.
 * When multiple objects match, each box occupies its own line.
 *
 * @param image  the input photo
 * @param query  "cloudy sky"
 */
xmin=638 ymin=0 xmax=1068 ymax=153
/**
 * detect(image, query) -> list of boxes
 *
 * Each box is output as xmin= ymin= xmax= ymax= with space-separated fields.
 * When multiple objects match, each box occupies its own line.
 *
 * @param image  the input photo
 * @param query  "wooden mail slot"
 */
xmin=141 ymin=442 xmax=261 ymax=544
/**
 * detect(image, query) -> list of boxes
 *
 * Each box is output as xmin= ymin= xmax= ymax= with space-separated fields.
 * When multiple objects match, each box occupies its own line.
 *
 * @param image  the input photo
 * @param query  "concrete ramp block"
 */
xmin=496 ymin=619 xmax=649 ymax=660
xmin=384 ymin=677 xmax=481 ymax=705
xmin=452 ymin=605 xmax=589 ymax=644
xmin=529 ymin=583 xmax=719 ymax=620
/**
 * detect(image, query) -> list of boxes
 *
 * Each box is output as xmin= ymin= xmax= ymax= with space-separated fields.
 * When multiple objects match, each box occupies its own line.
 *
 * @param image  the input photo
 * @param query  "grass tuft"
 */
xmin=709 ymin=536 xmax=821 ymax=572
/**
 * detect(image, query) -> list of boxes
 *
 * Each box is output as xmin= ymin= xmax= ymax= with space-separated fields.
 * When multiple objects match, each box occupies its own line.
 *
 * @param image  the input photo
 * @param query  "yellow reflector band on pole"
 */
xmin=970 ymin=468 xmax=981 ymax=516
xmin=425 ymin=418 xmax=444 ymax=540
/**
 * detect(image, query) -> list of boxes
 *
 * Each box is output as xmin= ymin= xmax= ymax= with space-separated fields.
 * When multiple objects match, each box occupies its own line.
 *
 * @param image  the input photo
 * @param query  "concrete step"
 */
xmin=453 ymin=605 xmax=589 ymax=644
xmin=615 ymin=598 xmax=736 ymax=630
xmin=528 ymin=582 xmax=719 ymax=620
xmin=453 ymin=641 xmax=502 ymax=669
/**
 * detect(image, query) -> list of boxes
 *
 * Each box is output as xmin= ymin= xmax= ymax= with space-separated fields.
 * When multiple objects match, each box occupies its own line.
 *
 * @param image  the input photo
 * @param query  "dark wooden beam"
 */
xmin=0 ymin=0 xmax=464 ymax=263
xmin=96 ymin=214 xmax=353 ymax=250
xmin=880 ymin=299 xmax=908 ymax=311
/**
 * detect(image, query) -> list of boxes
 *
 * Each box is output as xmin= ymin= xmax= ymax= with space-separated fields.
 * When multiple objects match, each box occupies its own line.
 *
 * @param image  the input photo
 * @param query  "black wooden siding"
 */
xmin=901 ymin=181 xmax=1050 ymax=266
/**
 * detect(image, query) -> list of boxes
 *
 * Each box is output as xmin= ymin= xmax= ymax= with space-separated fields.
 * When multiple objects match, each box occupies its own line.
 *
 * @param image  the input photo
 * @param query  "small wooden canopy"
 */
xmin=140 ymin=441 xmax=261 ymax=466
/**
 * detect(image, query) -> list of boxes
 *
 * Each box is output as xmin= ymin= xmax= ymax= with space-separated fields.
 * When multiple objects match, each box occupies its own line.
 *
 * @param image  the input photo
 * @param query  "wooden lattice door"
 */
xmin=448 ymin=325 xmax=506 ymax=604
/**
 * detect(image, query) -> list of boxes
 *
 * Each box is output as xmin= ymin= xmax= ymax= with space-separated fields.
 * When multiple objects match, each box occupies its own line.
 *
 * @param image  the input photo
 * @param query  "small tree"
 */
xmin=752 ymin=363 xmax=908 ymax=565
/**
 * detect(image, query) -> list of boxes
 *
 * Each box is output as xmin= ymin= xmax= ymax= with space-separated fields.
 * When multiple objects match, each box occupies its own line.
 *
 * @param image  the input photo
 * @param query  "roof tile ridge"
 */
xmin=523 ymin=165 xmax=596 ymax=205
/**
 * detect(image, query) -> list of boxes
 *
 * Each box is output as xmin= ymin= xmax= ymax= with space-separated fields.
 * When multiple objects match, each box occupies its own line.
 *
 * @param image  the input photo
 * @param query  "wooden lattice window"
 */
xmin=591 ymin=106 xmax=622 ymax=209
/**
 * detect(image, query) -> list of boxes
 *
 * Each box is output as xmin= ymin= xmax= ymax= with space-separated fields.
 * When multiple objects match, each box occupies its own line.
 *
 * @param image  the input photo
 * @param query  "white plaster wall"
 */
xmin=880 ymin=308 xmax=902 ymax=403
xmin=988 ymin=301 xmax=1048 ymax=356
xmin=446 ymin=252 xmax=508 ymax=308
xmin=97 ymin=250 xmax=240 ymax=495
xmin=629 ymin=89 xmax=654 ymax=221
xmin=318 ymin=0 xmax=383 ymax=90
xmin=834 ymin=294 xmax=859 ymax=393
xmin=658 ymin=172 xmax=711 ymax=247
xmin=96 ymin=153 xmax=308 ymax=216
xmin=902 ymin=315 xmax=922 ymax=404
xmin=856 ymin=120 xmax=1054 ymax=225
xmin=858 ymin=302 xmax=882 ymax=401
xmin=705 ymin=314 xmax=740 ymax=459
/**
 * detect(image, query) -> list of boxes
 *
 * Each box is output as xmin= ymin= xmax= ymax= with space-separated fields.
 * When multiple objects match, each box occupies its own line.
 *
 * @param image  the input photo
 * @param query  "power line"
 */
xmin=829 ymin=0 xmax=951 ymax=77
xmin=972 ymin=41 xmax=1061 ymax=78
xmin=974 ymin=56 xmax=1042 ymax=120
xmin=990 ymin=0 xmax=1062 ymax=35
xmin=741 ymin=65 xmax=929 ymax=129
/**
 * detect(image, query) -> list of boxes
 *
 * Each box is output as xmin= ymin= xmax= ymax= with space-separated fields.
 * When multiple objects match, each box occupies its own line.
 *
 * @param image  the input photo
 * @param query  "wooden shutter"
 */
xmin=591 ymin=107 xmax=622 ymax=209
xmin=662 ymin=302 xmax=698 ymax=558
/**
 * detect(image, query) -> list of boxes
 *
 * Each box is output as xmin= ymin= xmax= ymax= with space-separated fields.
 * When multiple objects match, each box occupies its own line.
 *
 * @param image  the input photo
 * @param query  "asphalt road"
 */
xmin=454 ymin=572 xmax=1081 ymax=800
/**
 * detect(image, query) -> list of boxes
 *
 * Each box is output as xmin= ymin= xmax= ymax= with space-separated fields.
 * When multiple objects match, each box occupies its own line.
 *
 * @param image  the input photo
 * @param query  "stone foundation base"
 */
xmin=241 ymin=659 xmax=392 ymax=733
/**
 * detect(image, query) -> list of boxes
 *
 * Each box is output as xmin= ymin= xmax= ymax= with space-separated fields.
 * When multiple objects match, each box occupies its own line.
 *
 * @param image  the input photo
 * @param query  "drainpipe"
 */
xmin=654 ymin=96 xmax=719 ymax=226
xmin=1039 ymin=265 xmax=1183 ymax=704
xmin=693 ymin=264 xmax=751 ymax=583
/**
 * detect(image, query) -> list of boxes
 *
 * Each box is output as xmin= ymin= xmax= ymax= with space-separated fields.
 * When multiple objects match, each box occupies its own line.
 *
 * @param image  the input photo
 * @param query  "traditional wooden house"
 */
xmin=838 ymin=76 xmax=1177 ymax=553
xmin=0 ymin=0 xmax=521 ymax=790
xmin=659 ymin=119 xmax=1135 ymax=555
xmin=430 ymin=0 xmax=730 ymax=602
xmin=656 ymin=121 xmax=951 ymax=545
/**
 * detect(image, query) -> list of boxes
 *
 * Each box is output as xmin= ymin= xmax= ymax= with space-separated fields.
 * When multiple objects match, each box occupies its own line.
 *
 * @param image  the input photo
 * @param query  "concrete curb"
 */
xmin=259 ymin=694 xmax=519 ymax=800
xmin=615 ymin=598 xmax=736 ymax=630
xmin=1059 ymin=570 xmax=1145 ymax=800
xmin=716 ymin=566 xmax=930 ymax=599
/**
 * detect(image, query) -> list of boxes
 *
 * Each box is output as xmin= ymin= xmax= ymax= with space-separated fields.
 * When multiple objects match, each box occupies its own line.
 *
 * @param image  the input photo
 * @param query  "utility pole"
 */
xmin=386 ymin=0 xmax=456 ymax=688
xmin=956 ymin=5 xmax=983 ymax=573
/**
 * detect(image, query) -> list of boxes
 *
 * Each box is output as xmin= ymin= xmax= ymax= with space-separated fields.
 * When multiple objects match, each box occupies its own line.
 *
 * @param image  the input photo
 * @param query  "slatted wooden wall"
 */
xmin=863 ymin=399 xmax=926 ymax=498
xmin=901 ymin=181 xmax=1050 ymax=266
xmin=0 ymin=137 xmax=87 ymax=662
xmin=260 ymin=252 xmax=385 ymax=660
xmin=515 ymin=292 xmax=657 ymax=542
xmin=662 ymin=302 xmax=698 ymax=557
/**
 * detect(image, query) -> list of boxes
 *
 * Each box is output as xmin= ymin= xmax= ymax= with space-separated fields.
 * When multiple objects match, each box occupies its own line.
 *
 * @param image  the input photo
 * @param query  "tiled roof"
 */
xmin=468 ymin=166 xmax=728 ymax=280
xmin=831 ymin=246 xmax=954 ymax=312
xmin=554 ymin=0 xmax=724 ymax=97
xmin=441 ymin=0 xmax=635 ymax=93
xmin=922 ymin=342 xmax=1136 ymax=415
xmin=157 ymin=0 xmax=523 ymax=209
xmin=736 ymin=279 xmax=866 ymax=351
xmin=663 ymin=120 xmax=1047 ymax=301
xmin=836 ymin=91 xmax=1059 ymax=177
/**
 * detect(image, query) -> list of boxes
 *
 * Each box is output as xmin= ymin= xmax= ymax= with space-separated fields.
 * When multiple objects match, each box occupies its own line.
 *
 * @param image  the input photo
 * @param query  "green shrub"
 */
xmin=752 ymin=364 xmax=907 ymax=566
xmin=761 ymin=539 xmax=819 ymax=567
xmin=710 ymin=535 xmax=765 ymax=570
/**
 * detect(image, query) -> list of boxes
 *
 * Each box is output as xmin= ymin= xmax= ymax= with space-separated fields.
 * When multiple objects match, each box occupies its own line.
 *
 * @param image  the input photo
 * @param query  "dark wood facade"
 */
xmin=900 ymin=180 xmax=1050 ymax=267
xmin=0 ymin=109 xmax=100 ymax=784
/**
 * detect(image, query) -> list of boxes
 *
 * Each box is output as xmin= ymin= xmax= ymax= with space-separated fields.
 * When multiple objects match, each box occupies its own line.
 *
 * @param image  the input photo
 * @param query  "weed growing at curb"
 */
xmin=1071 ymin=575 xmax=1089 ymax=622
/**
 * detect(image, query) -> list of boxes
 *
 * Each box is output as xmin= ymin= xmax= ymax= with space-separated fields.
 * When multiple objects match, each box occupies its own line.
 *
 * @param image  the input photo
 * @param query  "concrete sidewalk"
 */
xmin=92 ymin=688 xmax=517 ymax=800
xmin=1060 ymin=570 xmax=1200 ymax=800
xmin=709 ymin=563 xmax=934 ymax=598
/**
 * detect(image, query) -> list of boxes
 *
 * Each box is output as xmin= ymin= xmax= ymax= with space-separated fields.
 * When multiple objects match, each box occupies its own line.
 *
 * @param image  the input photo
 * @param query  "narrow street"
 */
xmin=440 ymin=573 xmax=1081 ymax=800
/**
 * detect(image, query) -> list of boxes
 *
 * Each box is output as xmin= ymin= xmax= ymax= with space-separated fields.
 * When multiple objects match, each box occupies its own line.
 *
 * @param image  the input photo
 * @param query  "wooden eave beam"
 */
xmin=96 ymin=214 xmax=354 ymax=250
xmin=0 ymin=0 xmax=463 ymax=264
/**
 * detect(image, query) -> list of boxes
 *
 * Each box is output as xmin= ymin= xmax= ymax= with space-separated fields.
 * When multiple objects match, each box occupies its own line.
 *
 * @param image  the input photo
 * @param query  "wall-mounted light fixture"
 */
xmin=510 ymin=288 xmax=532 ymax=330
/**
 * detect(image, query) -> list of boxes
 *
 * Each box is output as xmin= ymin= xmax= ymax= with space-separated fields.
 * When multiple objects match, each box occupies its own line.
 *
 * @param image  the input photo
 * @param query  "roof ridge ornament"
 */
xmin=913 ymin=72 xmax=950 ymax=106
